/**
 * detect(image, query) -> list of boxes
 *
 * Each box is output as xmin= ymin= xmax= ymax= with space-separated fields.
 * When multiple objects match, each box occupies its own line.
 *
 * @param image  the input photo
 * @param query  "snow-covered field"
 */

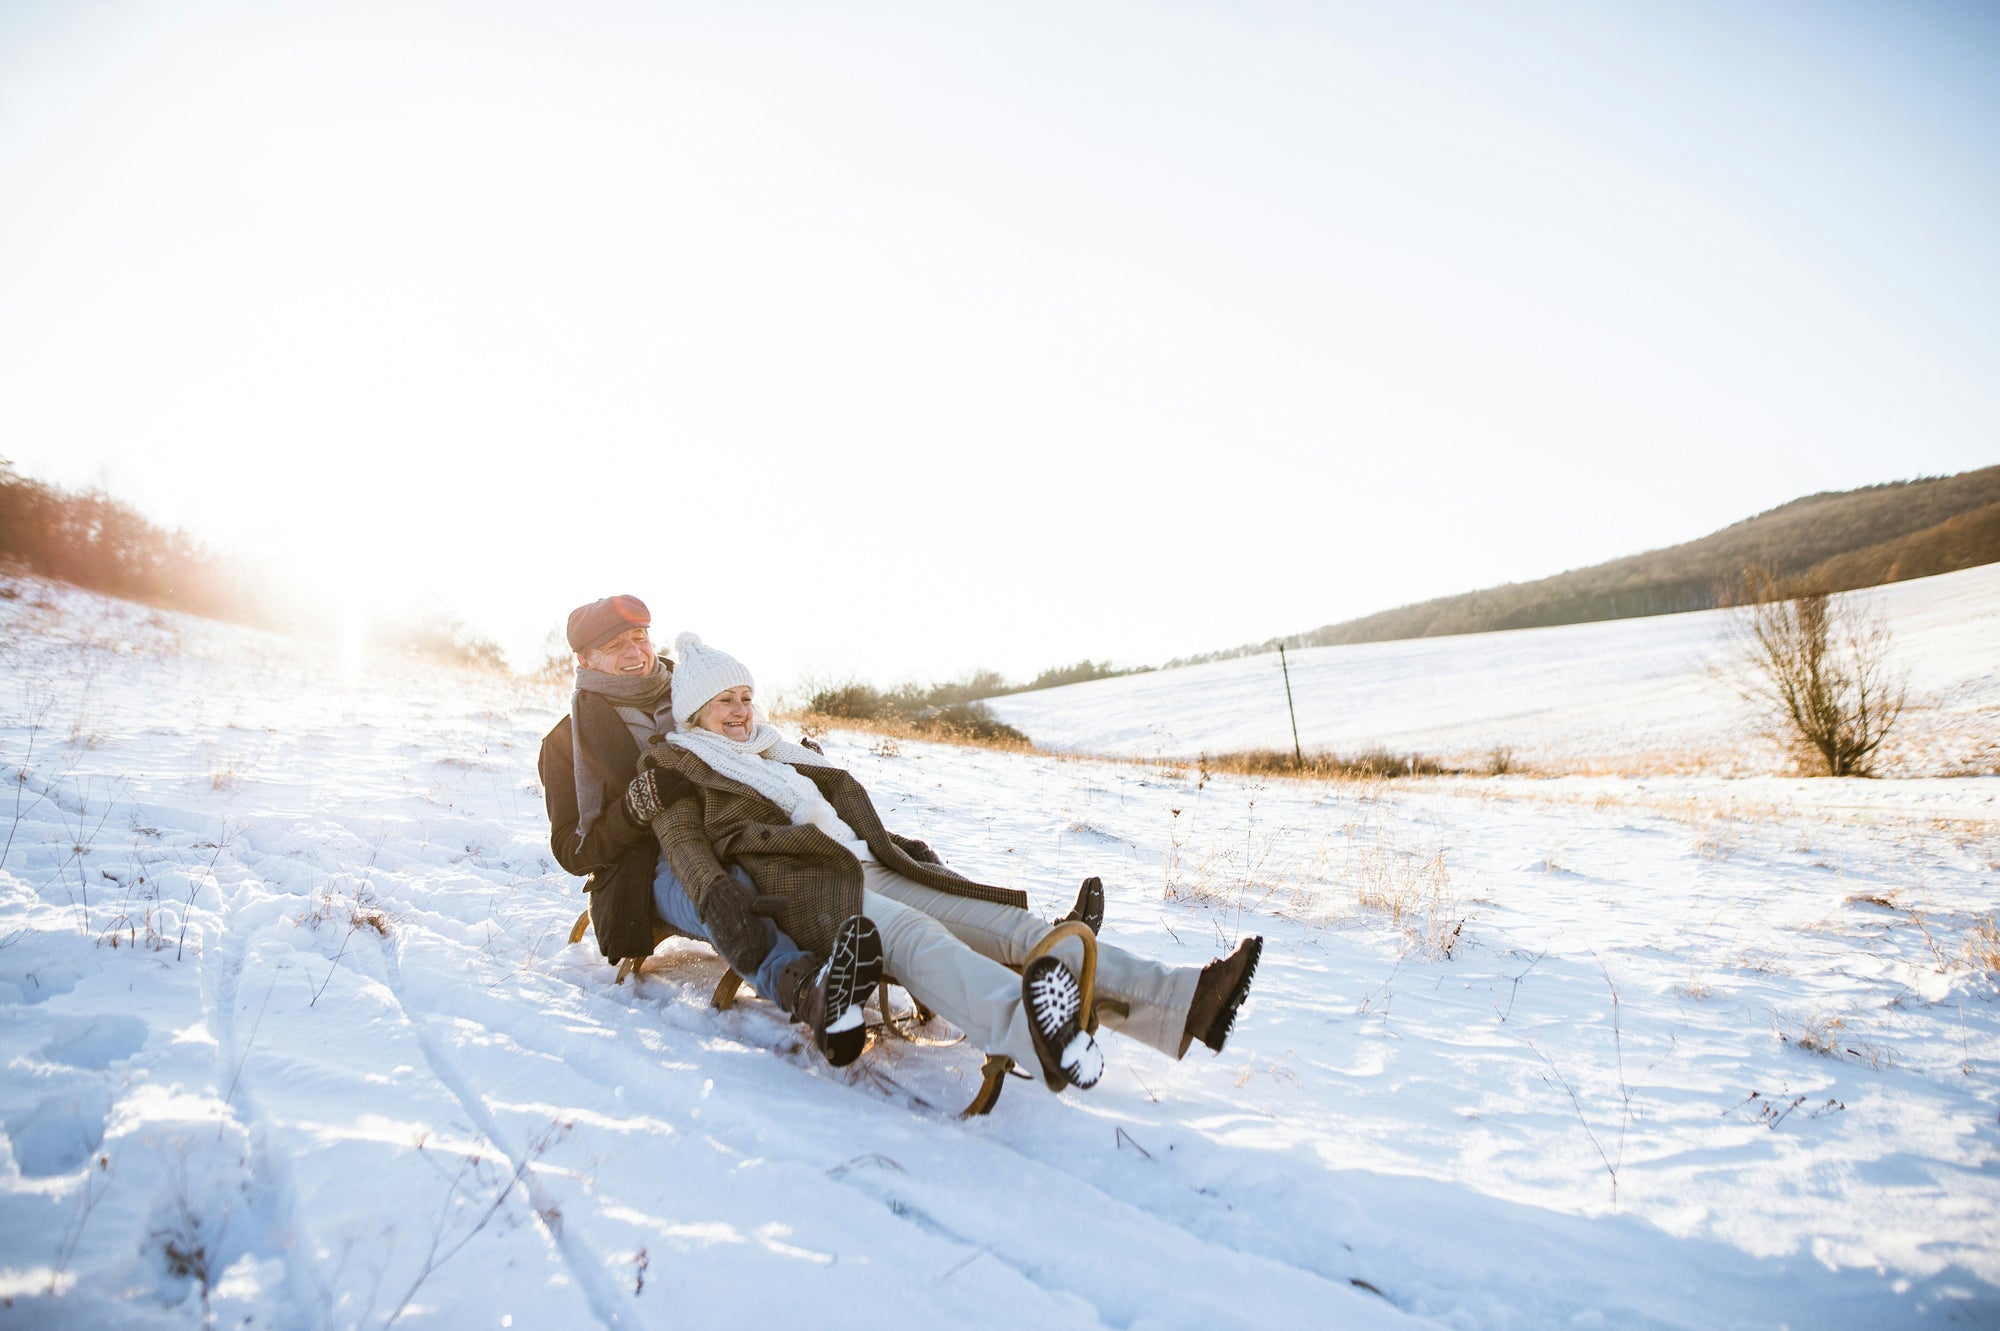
xmin=988 ymin=562 xmax=2000 ymax=778
xmin=2 ymin=571 xmax=1997 ymax=1329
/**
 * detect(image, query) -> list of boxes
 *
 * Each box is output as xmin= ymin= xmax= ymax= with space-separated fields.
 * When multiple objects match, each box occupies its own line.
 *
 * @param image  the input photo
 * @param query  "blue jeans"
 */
xmin=651 ymin=856 xmax=809 ymax=1002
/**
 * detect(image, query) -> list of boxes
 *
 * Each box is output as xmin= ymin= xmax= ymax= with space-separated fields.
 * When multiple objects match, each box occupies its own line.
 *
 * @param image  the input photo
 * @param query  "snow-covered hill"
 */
xmin=989 ymin=562 xmax=2000 ymax=776
xmin=2 ymin=574 xmax=1996 ymax=1328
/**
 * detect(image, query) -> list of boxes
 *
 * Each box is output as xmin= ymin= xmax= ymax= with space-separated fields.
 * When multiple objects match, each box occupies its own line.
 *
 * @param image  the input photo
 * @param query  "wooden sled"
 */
xmin=568 ymin=910 xmax=742 ymax=1007
xmin=568 ymin=910 xmax=1099 ymax=1117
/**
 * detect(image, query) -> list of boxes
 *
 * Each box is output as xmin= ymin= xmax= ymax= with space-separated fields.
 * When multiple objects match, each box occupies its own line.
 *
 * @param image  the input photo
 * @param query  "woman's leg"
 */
xmin=859 ymin=888 xmax=1045 ymax=1073
xmin=864 ymin=865 xmax=1199 ymax=1057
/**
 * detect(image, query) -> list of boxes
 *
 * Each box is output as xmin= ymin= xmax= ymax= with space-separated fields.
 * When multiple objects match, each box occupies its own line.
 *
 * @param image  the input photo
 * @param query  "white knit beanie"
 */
xmin=670 ymin=632 xmax=756 ymax=727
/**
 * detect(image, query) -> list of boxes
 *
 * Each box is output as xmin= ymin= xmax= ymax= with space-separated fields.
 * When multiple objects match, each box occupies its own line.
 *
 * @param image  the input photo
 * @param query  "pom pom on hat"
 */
xmin=671 ymin=632 xmax=756 ymax=727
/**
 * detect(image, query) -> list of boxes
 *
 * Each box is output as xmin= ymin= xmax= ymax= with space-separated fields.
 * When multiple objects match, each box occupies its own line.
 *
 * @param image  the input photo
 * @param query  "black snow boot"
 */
xmin=786 ymin=915 xmax=883 ymax=1068
xmin=1055 ymin=876 xmax=1105 ymax=935
xmin=1179 ymin=935 xmax=1263 ymax=1057
xmin=1023 ymin=956 xmax=1103 ymax=1092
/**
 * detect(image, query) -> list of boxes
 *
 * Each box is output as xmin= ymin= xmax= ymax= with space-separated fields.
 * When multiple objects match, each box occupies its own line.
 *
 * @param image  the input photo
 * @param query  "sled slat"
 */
xmin=961 ymin=1055 xmax=1014 ymax=1118
xmin=713 ymin=971 xmax=744 ymax=1010
xmin=1024 ymin=921 xmax=1099 ymax=1033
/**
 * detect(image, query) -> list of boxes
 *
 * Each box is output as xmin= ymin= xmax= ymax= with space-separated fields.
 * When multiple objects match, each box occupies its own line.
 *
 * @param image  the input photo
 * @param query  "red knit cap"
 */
xmin=566 ymin=595 xmax=650 ymax=653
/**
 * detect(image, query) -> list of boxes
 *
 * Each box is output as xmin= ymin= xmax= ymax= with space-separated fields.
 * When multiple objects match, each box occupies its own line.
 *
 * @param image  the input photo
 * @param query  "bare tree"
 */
xmin=1725 ymin=571 xmax=1908 ymax=776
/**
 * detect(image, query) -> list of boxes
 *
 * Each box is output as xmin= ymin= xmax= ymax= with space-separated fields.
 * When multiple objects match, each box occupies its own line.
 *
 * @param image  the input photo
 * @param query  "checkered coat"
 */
xmin=639 ymin=742 xmax=1031 ymax=959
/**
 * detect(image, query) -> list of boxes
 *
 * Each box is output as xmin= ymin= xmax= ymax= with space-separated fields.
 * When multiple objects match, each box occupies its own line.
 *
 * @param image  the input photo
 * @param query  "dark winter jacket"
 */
xmin=538 ymin=684 xmax=669 ymax=964
xmin=639 ymin=741 xmax=1030 ymax=958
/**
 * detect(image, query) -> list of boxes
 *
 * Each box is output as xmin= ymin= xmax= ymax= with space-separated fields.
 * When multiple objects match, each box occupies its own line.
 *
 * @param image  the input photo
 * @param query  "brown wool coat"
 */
xmin=639 ymin=741 xmax=1030 ymax=959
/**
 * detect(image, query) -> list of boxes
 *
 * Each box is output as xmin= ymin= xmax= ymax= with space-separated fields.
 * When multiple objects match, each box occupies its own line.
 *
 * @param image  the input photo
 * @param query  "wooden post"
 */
xmin=1279 ymin=643 xmax=1304 ymax=767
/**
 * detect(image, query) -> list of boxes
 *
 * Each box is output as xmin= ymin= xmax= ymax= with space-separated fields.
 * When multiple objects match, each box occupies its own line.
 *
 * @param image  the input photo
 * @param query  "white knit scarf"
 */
xmin=664 ymin=724 xmax=860 ymax=842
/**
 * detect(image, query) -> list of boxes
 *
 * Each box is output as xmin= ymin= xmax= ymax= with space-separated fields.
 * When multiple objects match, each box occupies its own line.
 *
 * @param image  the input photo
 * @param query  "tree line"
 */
xmin=1 ymin=460 xmax=504 ymax=669
xmin=0 ymin=459 xmax=278 ymax=626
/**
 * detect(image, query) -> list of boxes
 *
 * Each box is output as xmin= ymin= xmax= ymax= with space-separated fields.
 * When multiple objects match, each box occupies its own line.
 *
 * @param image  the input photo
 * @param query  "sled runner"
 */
xmin=568 ymin=910 xmax=1100 ymax=1116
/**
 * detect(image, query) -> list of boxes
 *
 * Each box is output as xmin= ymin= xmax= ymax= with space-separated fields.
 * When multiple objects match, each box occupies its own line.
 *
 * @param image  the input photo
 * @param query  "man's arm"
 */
xmin=539 ymin=722 xmax=650 ymax=878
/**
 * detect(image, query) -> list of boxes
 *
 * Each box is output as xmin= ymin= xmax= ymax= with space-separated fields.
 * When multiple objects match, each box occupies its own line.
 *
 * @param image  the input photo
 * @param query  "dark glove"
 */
xmin=799 ymin=735 xmax=824 ymax=755
xmin=623 ymin=770 xmax=669 ymax=827
xmin=892 ymin=833 xmax=943 ymax=865
xmin=698 ymin=872 xmax=780 ymax=975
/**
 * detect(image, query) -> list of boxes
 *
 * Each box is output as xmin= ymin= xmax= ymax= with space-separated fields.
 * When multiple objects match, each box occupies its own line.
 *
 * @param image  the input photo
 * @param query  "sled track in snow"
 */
xmin=203 ymin=836 xmax=337 ymax=1326
xmin=372 ymin=929 xmax=643 ymax=1331
xmin=542 ymin=953 xmax=1405 ymax=1326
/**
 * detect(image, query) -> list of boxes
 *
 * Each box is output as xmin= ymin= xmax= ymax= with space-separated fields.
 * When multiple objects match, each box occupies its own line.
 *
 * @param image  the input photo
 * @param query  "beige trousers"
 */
xmin=861 ymin=864 xmax=1199 ymax=1070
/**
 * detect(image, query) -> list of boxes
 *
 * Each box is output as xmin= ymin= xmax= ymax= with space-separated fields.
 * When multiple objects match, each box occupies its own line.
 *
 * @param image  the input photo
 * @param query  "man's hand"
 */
xmin=623 ymin=770 xmax=669 ymax=827
xmin=699 ymin=873 xmax=779 ymax=974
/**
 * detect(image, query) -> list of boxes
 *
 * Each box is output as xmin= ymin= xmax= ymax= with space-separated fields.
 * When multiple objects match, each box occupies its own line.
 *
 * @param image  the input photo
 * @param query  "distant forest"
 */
xmin=0 ymin=459 xmax=504 ymax=668
xmin=1167 ymin=466 xmax=2000 ymax=669
xmin=0 ymin=458 xmax=274 ymax=625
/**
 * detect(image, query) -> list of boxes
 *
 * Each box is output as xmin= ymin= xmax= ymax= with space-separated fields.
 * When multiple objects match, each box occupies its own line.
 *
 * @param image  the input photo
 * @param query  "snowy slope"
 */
xmin=988 ymin=562 xmax=2000 ymax=776
xmin=1 ymin=574 xmax=1997 ymax=1329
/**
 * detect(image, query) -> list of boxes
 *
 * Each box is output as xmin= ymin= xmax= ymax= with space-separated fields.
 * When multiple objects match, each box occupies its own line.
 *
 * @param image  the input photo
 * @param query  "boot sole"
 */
xmin=820 ymin=917 xmax=884 ymax=1068
xmin=1024 ymin=956 xmax=1101 ymax=1091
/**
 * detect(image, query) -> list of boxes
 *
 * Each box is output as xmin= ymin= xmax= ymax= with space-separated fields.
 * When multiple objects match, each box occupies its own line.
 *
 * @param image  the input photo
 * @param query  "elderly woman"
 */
xmin=628 ymin=633 xmax=1262 ymax=1094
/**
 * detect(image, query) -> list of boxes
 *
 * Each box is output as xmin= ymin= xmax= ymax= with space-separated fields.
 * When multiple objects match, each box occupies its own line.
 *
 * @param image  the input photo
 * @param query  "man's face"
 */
xmin=578 ymin=625 xmax=654 ymax=676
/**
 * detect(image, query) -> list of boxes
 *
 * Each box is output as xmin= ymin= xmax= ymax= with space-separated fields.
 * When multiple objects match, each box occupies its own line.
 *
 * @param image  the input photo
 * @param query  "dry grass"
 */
xmin=782 ymin=709 xmax=1034 ymax=754
xmin=1162 ymin=788 xmax=1299 ymax=912
xmin=1964 ymin=914 xmax=2000 ymax=972
xmin=1778 ymin=1010 xmax=1895 ymax=1068
xmin=1195 ymin=747 xmax=1454 ymax=781
xmin=1781 ymin=1011 xmax=1848 ymax=1056
xmin=1285 ymin=807 xmax=1468 ymax=960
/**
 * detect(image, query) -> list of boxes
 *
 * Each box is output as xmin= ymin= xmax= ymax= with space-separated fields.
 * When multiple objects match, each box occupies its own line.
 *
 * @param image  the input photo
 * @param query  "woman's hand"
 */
xmin=697 ymin=872 xmax=781 ymax=974
xmin=891 ymin=833 xmax=943 ymax=865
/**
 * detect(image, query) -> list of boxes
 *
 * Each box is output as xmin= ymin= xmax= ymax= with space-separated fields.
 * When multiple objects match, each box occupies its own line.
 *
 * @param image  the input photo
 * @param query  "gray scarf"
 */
xmin=569 ymin=658 xmax=674 ymax=847
xmin=576 ymin=661 xmax=674 ymax=708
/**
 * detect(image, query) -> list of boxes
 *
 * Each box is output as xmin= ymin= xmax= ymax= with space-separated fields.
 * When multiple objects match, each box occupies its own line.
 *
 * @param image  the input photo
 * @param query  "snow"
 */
xmin=1 ymin=568 xmax=1997 ymax=1329
xmin=987 ymin=561 xmax=2000 ymax=778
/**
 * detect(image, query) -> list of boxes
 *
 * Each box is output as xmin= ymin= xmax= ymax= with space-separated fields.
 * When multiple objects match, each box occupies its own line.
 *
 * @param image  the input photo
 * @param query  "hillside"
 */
xmin=3 ymin=572 xmax=1997 ymax=1327
xmin=989 ymin=560 xmax=2000 ymax=774
xmin=1172 ymin=466 xmax=2000 ymax=667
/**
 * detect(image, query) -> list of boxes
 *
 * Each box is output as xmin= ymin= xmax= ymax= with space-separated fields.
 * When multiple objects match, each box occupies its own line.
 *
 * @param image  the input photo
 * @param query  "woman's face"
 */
xmin=697 ymin=685 xmax=755 ymax=741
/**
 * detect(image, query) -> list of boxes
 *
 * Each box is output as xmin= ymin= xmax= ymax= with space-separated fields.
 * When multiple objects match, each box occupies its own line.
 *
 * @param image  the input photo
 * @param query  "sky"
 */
xmin=1 ymin=0 xmax=1996 ymax=693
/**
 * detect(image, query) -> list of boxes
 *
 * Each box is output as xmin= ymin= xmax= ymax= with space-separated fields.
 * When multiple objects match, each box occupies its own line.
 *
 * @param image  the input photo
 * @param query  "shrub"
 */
xmin=909 ymin=702 xmax=1029 ymax=745
xmin=1723 ymin=570 xmax=1909 ymax=776
xmin=806 ymin=680 xmax=899 ymax=722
